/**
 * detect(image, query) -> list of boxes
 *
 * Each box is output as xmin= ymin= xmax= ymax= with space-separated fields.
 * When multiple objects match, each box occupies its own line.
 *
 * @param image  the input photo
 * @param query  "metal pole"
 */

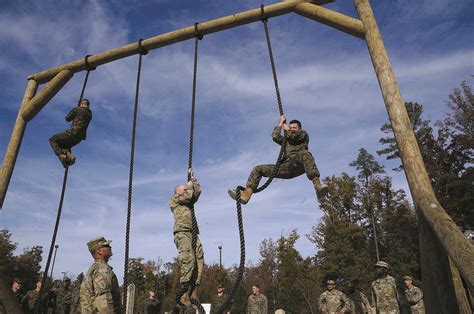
xmin=49 ymin=244 xmax=59 ymax=279
xmin=218 ymin=245 xmax=222 ymax=268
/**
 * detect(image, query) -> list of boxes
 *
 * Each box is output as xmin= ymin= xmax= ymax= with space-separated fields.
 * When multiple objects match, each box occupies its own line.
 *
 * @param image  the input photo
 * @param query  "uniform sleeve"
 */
xmin=170 ymin=190 xmax=194 ymax=206
xmin=286 ymin=129 xmax=308 ymax=143
xmin=246 ymin=296 xmax=251 ymax=314
xmin=340 ymin=292 xmax=351 ymax=312
xmin=272 ymin=126 xmax=283 ymax=145
xmin=370 ymin=286 xmax=376 ymax=308
xmin=80 ymin=274 xmax=95 ymax=313
xmin=65 ymin=108 xmax=76 ymax=122
xmin=91 ymin=268 xmax=116 ymax=312
xmin=318 ymin=293 xmax=327 ymax=312
xmin=192 ymin=180 xmax=201 ymax=202
xmin=263 ymin=295 xmax=268 ymax=313
xmin=406 ymin=287 xmax=423 ymax=305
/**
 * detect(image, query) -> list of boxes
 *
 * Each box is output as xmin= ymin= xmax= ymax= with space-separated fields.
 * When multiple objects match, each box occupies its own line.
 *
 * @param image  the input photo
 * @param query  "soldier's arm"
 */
xmin=272 ymin=126 xmax=284 ymax=145
xmin=340 ymin=292 xmax=351 ymax=312
xmin=65 ymin=108 xmax=76 ymax=122
xmin=80 ymin=275 xmax=95 ymax=313
xmin=171 ymin=189 xmax=194 ymax=206
xmin=318 ymin=293 xmax=327 ymax=313
xmin=406 ymin=287 xmax=423 ymax=304
xmin=286 ymin=129 xmax=308 ymax=143
xmin=192 ymin=180 xmax=201 ymax=202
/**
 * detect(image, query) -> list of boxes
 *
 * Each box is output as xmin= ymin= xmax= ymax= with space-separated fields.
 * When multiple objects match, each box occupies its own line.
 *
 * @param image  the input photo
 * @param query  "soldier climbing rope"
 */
xmin=35 ymin=55 xmax=96 ymax=314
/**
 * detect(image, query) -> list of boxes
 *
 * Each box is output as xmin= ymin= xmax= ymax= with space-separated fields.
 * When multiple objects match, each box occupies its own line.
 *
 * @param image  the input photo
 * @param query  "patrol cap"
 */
xmin=13 ymin=277 xmax=23 ymax=284
xmin=326 ymin=280 xmax=336 ymax=285
xmin=403 ymin=275 xmax=412 ymax=281
xmin=87 ymin=236 xmax=112 ymax=252
xmin=374 ymin=261 xmax=390 ymax=269
xmin=217 ymin=283 xmax=224 ymax=288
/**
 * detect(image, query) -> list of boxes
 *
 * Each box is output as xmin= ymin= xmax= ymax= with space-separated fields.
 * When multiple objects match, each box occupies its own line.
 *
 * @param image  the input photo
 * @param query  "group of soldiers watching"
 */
xmin=319 ymin=261 xmax=424 ymax=314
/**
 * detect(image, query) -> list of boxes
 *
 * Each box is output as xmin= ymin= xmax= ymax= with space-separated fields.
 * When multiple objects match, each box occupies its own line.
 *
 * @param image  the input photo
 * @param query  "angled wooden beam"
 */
xmin=0 ymin=79 xmax=38 ymax=208
xmin=29 ymin=0 xmax=334 ymax=84
xmin=354 ymin=0 xmax=474 ymax=293
xmin=21 ymin=70 xmax=73 ymax=122
xmin=295 ymin=2 xmax=365 ymax=39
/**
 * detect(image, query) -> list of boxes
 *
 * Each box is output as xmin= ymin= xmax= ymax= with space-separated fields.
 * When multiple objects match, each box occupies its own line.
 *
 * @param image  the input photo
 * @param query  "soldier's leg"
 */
xmin=301 ymin=151 xmax=328 ymax=198
xmin=173 ymin=232 xmax=195 ymax=284
xmin=245 ymin=160 xmax=300 ymax=190
xmin=194 ymin=237 xmax=204 ymax=286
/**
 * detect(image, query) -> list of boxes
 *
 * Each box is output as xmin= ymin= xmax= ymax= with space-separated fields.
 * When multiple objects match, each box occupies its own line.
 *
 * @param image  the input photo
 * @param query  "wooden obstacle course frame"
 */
xmin=0 ymin=1 xmax=472 ymax=311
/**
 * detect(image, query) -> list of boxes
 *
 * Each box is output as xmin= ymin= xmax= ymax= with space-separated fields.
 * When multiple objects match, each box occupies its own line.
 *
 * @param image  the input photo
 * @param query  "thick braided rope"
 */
xmin=253 ymin=6 xmax=287 ymax=194
xmin=217 ymin=188 xmax=246 ymax=313
xmin=123 ymin=41 xmax=147 ymax=311
xmin=35 ymin=167 xmax=69 ymax=313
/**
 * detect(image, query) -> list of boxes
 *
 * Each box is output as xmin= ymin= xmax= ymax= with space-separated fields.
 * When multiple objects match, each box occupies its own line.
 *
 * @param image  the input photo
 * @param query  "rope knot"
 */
xmin=260 ymin=5 xmax=268 ymax=22
xmin=194 ymin=22 xmax=204 ymax=40
xmin=137 ymin=38 xmax=149 ymax=55
xmin=84 ymin=54 xmax=96 ymax=71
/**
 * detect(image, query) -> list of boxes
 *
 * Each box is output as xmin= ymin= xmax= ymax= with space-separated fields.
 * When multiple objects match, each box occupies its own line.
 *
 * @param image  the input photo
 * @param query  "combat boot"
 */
xmin=228 ymin=187 xmax=253 ymax=204
xmin=66 ymin=151 xmax=76 ymax=166
xmin=312 ymin=177 xmax=329 ymax=198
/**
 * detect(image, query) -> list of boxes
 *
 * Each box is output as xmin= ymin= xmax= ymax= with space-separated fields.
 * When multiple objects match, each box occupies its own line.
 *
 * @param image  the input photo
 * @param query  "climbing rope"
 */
xmin=122 ymin=39 xmax=148 ymax=312
xmin=253 ymin=5 xmax=287 ymax=194
xmin=174 ymin=23 xmax=206 ymax=314
xmin=35 ymin=54 xmax=95 ymax=314
xmin=216 ymin=187 xmax=246 ymax=313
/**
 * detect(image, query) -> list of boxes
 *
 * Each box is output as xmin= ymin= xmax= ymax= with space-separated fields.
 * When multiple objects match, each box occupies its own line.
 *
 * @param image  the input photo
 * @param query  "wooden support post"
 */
xmin=0 ymin=79 xmax=38 ymax=208
xmin=294 ymin=2 xmax=365 ymax=39
xmin=21 ymin=70 xmax=73 ymax=122
xmin=354 ymin=0 xmax=473 ymax=294
xmin=28 ymin=0 xmax=333 ymax=84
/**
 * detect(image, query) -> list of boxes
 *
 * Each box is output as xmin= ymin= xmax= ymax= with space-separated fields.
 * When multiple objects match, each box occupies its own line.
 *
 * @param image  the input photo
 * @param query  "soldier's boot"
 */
xmin=312 ymin=177 xmax=329 ymax=198
xmin=57 ymin=153 xmax=69 ymax=168
xmin=65 ymin=151 xmax=76 ymax=166
xmin=228 ymin=187 xmax=253 ymax=205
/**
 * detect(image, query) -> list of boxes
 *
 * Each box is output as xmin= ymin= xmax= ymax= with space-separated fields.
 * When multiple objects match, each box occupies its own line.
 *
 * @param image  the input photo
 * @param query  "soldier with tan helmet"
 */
xmin=318 ymin=279 xmax=350 ymax=314
xmin=79 ymin=236 xmax=120 ymax=313
xmin=371 ymin=261 xmax=400 ymax=314
xmin=402 ymin=276 xmax=424 ymax=314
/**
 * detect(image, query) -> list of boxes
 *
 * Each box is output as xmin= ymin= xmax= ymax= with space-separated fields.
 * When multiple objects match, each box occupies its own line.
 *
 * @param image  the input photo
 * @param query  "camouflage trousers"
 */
xmin=49 ymin=130 xmax=82 ymax=156
xmin=174 ymin=231 xmax=204 ymax=285
xmin=246 ymin=151 xmax=320 ymax=190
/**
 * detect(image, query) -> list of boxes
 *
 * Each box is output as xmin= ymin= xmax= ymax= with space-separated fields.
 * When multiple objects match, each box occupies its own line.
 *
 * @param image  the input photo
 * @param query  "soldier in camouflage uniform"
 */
xmin=210 ymin=284 xmax=230 ymax=314
xmin=80 ymin=236 xmax=120 ymax=313
xmin=371 ymin=261 xmax=400 ymax=314
xmin=228 ymin=115 xmax=328 ymax=204
xmin=141 ymin=290 xmax=161 ymax=314
xmin=247 ymin=284 xmax=268 ymax=314
xmin=20 ymin=280 xmax=42 ymax=313
xmin=49 ymin=99 xmax=92 ymax=167
xmin=401 ymin=276 xmax=424 ymax=314
xmin=56 ymin=277 xmax=74 ymax=313
xmin=169 ymin=168 xmax=204 ymax=293
xmin=318 ymin=280 xmax=350 ymax=314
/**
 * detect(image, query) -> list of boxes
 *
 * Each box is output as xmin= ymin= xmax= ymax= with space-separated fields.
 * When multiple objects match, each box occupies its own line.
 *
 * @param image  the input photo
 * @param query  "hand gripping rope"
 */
xmin=35 ymin=55 xmax=96 ymax=314
xmin=122 ymin=39 xmax=148 ymax=312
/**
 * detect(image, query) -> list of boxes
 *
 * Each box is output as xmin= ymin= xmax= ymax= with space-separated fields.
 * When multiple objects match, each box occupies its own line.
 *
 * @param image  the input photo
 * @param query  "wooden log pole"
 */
xmin=28 ymin=0 xmax=333 ymax=84
xmin=0 ymin=79 xmax=38 ymax=208
xmin=294 ymin=2 xmax=365 ymax=39
xmin=21 ymin=70 xmax=73 ymax=122
xmin=354 ymin=0 xmax=474 ymax=291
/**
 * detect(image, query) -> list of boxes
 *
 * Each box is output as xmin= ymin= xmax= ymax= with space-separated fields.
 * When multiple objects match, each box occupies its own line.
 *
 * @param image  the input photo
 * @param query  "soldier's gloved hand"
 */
xmin=188 ymin=167 xmax=195 ymax=180
xmin=279 ymin=114 xmax=286 ymax=126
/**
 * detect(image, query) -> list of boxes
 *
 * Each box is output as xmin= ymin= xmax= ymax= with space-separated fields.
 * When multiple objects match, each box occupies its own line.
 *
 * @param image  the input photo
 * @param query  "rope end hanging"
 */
xmin=194 ymin=22 xmax=204 ymax=40
xmin=137 ymin=38 xmax=149 ymax=55
xmin=260 ymin=5 xmax=268 ymax=23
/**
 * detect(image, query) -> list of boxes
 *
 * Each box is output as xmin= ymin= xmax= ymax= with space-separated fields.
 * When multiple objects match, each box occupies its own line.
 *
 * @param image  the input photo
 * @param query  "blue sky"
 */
xmin=0 ymin=0 xmax=472 ymax=282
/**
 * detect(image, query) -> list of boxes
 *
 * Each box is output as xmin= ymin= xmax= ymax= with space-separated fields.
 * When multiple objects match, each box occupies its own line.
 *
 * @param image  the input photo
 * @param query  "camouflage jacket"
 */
xmin=210 ymin=293 xmax=228 ymax=314
xmin=80 ymin=259 xmax=120 ymax=313
xmin=21 ymin=289 xmax=40 ymax=313
xmin=272 ymin=125 xmax=310 ymax=158
xmin=65 ymin=106 xmax=92 ymax=140
xmin=403 ymin=286 xmax=424 ymax=314
xmin=348 ymin=291 xmax=372 ymax=314
xmin=141 ymin=297 xmax=161 ymax=314
xmin=169 ymin=180 xmax=201 ymax=233
xmin=56 ymin=285 xmax=74 ymax=313
xmin=318 ymin=289 xmax=350 ymax=313
xmin=247 ymin=293 xmax=268 ymax=314
xmin=371 ymin=275 xmax=400 ymax=313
